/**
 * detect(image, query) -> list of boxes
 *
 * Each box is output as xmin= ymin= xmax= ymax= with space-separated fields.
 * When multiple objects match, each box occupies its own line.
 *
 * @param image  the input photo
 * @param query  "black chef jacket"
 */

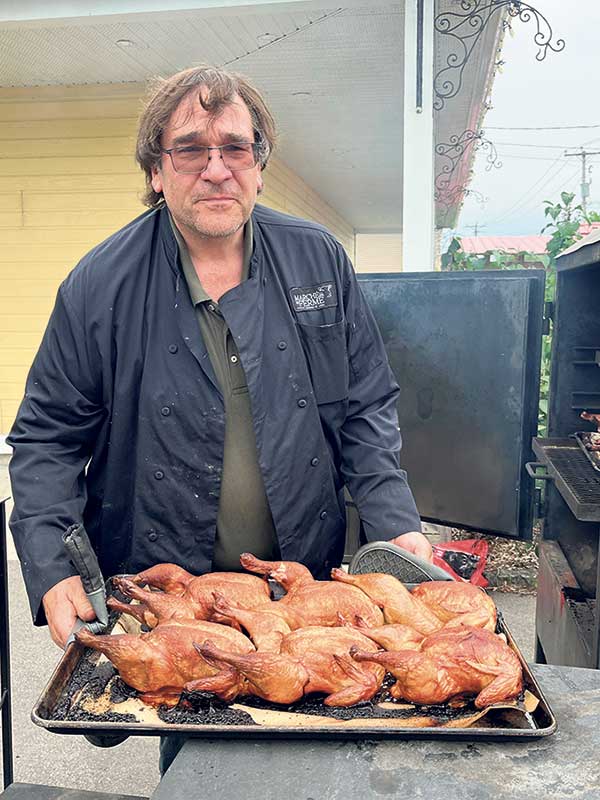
xmin=8 ymin=203 xmax=421 ymax=623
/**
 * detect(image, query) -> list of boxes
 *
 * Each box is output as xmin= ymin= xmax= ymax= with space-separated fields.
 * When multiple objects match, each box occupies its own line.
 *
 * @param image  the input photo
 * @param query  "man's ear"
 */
xmin=151 ymin=164 xmax=163 ymax=195
xmin=257 ymin=172 xmax=264 ymax=196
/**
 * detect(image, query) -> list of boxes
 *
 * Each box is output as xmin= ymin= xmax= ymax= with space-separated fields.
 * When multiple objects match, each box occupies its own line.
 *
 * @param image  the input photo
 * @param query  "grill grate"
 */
xmin=533 ymin=438 xmax=600 ymax=521
xmin=545 ymin=448 xmax=600 ymax=500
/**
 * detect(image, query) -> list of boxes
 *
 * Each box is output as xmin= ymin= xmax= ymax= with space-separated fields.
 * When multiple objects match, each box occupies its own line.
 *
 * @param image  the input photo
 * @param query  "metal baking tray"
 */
xmin=573 ymin=431 xmax=600 ymax=472
xmin=31 ymin=585 xmax=557 ymax=741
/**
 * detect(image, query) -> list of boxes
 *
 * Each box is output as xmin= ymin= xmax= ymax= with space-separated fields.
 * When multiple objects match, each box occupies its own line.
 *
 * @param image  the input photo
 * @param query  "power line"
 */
xmin=490 ymin=166 xmax=581 ymax=226
xmin=491 ymin=142 xmax=580 ymax=149
xmin=486 ymin=123 xmax=600 ymax=131
xmin=482 ymin=158 xmax=569 ymax=226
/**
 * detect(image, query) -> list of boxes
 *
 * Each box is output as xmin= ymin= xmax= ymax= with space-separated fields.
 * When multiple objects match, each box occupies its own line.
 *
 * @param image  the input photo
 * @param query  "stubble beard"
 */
xmin=179 ymin=199 xmax=249 ymax=240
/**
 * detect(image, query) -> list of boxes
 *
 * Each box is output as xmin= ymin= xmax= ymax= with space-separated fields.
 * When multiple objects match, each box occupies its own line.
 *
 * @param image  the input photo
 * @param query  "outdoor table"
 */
xmin=151 ymin=664 xmax=600 ymax=800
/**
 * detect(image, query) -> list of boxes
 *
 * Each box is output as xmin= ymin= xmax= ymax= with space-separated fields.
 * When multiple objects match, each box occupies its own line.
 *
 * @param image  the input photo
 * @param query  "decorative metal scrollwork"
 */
xmin=435 ymin=129 xmax=499 ymax=217
xmin=434 ymin=1 xmax=565 ymax=110
xmin=436 ymin=187 xmax=487 ymax=219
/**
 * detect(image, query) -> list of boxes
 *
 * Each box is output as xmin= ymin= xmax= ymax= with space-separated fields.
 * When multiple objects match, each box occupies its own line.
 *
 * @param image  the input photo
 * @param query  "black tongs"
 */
xmin=62 ymin=522 xmax=109 ymax=647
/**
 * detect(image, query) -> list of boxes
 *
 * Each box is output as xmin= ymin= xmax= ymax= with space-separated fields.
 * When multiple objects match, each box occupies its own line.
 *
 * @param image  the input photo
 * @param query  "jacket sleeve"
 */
xmin=337 ymin=247 xmax=422 ymax=540
xmin=7 ymin=282 xmax=106 ymax=624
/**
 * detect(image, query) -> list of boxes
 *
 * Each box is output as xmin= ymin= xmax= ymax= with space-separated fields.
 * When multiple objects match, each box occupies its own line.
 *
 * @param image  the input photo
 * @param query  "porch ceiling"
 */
xmin=0 ymin=1 xmax=502 ymax=232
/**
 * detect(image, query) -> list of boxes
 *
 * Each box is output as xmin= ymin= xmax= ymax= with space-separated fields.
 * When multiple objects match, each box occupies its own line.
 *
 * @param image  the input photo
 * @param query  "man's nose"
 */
xmin=200 ymin=150 xmax=232 ymax=181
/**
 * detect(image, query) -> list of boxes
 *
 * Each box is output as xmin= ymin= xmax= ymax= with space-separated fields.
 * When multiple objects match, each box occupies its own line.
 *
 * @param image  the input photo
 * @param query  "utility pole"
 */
xmin=465 ymin=223 xmax=486 ymax=236
xmin=564 ymin=148 xmax=600 ymax=213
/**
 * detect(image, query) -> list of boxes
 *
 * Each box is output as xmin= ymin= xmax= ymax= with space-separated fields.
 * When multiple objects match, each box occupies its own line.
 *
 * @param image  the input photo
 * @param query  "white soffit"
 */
xmin=0 ymin=2 xmax=500 ymax=231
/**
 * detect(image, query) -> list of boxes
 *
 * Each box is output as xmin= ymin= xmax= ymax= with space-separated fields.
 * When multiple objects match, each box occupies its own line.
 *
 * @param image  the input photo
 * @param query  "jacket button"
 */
xmin=311 ymin=457 xmax=319 ymax=467
xmin=161 ymin=407 xmax=171 ymax=416
xmin=148 ymin=530 xmax=158 ymax=542
xmin=194 ymin=534 xmax=203 ymax=543
xmin=278 ymin=341 xmax=287 ymax=350
xmin=154 ymin=470 xmax=164 ymax=480
xmin=297 ymin=398 xmax=307 ymax=408
xmin=320 ymin=510 xmax=328 ymax=520
xmin=168 ymin=344 xmax=178 ymax=354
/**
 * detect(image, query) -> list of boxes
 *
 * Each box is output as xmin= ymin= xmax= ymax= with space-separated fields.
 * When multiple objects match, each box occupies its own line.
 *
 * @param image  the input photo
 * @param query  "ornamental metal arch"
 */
xmin=433 ymin=1 xmax=565 ymax=112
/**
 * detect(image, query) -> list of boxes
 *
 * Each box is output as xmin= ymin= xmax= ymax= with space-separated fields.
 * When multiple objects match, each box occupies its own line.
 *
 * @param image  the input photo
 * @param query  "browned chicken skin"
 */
xmin=75 ymin=621 xmax=254 ymax=706
xmin=280 ymin=626 xmax=385 ymax=706
xmin=240 ymin=553 xmax=313 ymax=595
xmin=187 ymin=626 xmax=386 ymax=707
xmin=130 ymin=562 xmax=271 ymax=606
xmin=241 ymin=557 xmax=384 ymax=628
xmin=211 ymin=592 xmax=291 ymax=652
xmin=411 ymin=582 xmax=496 ymax=631
xmin=189 ymin=641 xmax=310 ymax=705
xmin=113 ymin=573 xmax=271 ymax=629
xmin=339 ymin=614 xmax=424 ymax=652
xmin=87 ymin=557 xmax=509 ymax=711
xmin=111 ymin=577 xmax=205 ymax=627
xmin=331 ymin=571 xmax=496 ymax=633
xmin=330 ymin=569 xmax=440 ymax=634
xmin=351 ymin=627 xmax=523 ymax=708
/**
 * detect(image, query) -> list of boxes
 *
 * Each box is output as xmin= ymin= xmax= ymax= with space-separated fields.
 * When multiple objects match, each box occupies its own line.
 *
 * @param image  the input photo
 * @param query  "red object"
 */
xmin=432 ymin=539 xmax=489 ymax=588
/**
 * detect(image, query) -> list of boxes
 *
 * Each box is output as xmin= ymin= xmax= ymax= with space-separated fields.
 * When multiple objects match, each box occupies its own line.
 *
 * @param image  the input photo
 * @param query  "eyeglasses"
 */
xmin=161 ymin=142 xmax=260 ymax=174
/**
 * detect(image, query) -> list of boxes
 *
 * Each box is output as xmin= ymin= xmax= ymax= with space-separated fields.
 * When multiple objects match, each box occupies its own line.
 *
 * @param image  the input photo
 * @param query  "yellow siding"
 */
xmin=0 ymin=84 xmax=354 ymax=435
xmin=355 ymin=233 xmax=403 ymax=273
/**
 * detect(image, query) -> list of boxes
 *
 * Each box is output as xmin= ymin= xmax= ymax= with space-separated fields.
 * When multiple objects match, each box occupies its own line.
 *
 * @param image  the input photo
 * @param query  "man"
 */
xmin=8 ymin=64 xmax=429 ymax=653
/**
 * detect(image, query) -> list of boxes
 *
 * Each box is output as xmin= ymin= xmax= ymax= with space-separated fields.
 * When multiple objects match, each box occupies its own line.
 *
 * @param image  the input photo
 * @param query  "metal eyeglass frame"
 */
xmin=161 ymin=142 xmax=260 ymax=174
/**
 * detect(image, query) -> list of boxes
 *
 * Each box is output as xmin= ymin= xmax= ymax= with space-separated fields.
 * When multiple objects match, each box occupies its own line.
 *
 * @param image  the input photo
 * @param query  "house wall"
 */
xmin=0 ymin=83 xmax=354 ymax=436
xmin=355 ymin=231 xmax=442 ymax=272
xmin=355 ymin=233 xmax=403 ymax=272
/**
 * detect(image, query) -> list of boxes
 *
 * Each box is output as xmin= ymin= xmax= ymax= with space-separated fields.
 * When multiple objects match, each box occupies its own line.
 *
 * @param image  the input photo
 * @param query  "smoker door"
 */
xmin=358 ymin=270 xmax=546 ymax=540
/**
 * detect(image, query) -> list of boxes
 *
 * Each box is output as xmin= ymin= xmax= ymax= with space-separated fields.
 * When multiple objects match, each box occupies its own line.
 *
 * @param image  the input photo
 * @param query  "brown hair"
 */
xmin=136 ymin=65 xmax=277 ymax=208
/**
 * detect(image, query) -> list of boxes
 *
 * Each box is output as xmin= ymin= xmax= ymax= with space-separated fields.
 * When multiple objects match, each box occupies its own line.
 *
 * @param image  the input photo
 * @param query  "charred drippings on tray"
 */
xmin=158 ymin=695 xmax=256 ymax=726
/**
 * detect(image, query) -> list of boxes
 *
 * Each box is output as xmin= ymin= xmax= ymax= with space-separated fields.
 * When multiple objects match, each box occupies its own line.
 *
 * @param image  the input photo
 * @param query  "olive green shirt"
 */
xmin=168 ymin=213 xmax=279 ymax=570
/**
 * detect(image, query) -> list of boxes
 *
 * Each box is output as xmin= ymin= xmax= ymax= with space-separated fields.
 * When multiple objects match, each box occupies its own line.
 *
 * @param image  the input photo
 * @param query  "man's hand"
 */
xmin=388 ymin=531 xmax=433 ymax=562
xmin=42 ymin=575 xmax=96 ymax=649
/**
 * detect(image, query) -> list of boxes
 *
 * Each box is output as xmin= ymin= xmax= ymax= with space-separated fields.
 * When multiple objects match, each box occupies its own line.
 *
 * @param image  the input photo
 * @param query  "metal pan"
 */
xmin=31 ymin=581 xmax=557 ymax=741
xmin=572 ymin=431 xmax=600 ymax=472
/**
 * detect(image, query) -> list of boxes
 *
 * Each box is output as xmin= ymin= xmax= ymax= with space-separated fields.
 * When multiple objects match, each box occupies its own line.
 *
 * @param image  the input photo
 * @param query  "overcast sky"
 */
xmin=455 ymin=0 xmax=600 ymax=238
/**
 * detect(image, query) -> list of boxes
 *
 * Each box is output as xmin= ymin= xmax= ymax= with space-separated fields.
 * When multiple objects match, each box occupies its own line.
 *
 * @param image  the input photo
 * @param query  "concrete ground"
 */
xmin=0 ymin=462 xmax=538 ymax=797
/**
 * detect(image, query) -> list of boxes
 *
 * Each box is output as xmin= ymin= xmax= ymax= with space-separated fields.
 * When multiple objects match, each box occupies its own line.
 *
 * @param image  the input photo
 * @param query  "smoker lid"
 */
xmin=556 ymin=227 xmax=600 ymax=271
xmin=359 ymin=270 xmax=545 ymax=541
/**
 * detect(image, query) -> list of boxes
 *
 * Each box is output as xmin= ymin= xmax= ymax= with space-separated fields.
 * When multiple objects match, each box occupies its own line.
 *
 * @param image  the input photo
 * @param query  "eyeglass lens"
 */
xmin=171 ymin=143 xmax=256 ymax=173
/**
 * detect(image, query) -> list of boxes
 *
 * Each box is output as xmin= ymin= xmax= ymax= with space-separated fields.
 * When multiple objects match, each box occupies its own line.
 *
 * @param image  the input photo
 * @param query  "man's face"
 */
xmin=151 ymin=91 xmax=263 ymax=240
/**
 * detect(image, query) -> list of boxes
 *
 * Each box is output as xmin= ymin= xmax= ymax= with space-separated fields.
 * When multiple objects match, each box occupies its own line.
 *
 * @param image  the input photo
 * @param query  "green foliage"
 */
xmin=541 ymin=191 xmax=587 ymax=261
xmin=443 ymin=189 xmax=594 ymax=436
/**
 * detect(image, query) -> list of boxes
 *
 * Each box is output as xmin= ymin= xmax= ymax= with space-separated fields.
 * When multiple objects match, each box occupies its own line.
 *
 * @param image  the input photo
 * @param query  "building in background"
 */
xmin=0 ymin=0 xmax=506 ymax=437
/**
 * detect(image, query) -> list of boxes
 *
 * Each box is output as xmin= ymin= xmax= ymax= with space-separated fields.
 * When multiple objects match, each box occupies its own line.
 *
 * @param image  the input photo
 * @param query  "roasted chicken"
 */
xmin=187 ymin=626 xmax=385 ymax=707
xmin=330 ymin=569 xmax=441 ymax=634
xmin=411 ymin=581 xmax=496 ymax=631
xmin=75 ymin=620 xmax=254 ymax=706
xmin=331 ymin=570 xmax=496 ymax=632
xmin=339 ymin=614 xmax=424 ymax=652
xmin=113 ymin=571 xmax=271 ymax=628
xmin=187 ymin=641 xmax=310 ymax=705
xmin=580 ymin=411 xmax=600 ymax=450
xmin=351 ymin=626 xmax=522 ymax=708
xmin=78 ymin=556 xmax=519 ymax=713
xmin=131 ymin=562 xmax=270 ymax=600
xmin=280 ymin=626 xmax=385 ymax=706
xmin=211 ymin=592 xmax=291 ymax=652
xmin=241 ymin=555 xmax=384 ymax=628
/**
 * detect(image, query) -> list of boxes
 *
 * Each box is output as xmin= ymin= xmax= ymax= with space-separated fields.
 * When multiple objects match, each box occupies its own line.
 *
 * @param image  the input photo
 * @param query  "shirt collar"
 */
xmin=167 ymin=210 xmax=253 ymax=306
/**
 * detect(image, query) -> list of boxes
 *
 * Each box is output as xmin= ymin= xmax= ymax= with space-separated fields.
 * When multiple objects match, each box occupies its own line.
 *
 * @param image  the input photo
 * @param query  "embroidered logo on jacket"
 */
xmin=290 ymin=282 xmax=338 ymax=312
